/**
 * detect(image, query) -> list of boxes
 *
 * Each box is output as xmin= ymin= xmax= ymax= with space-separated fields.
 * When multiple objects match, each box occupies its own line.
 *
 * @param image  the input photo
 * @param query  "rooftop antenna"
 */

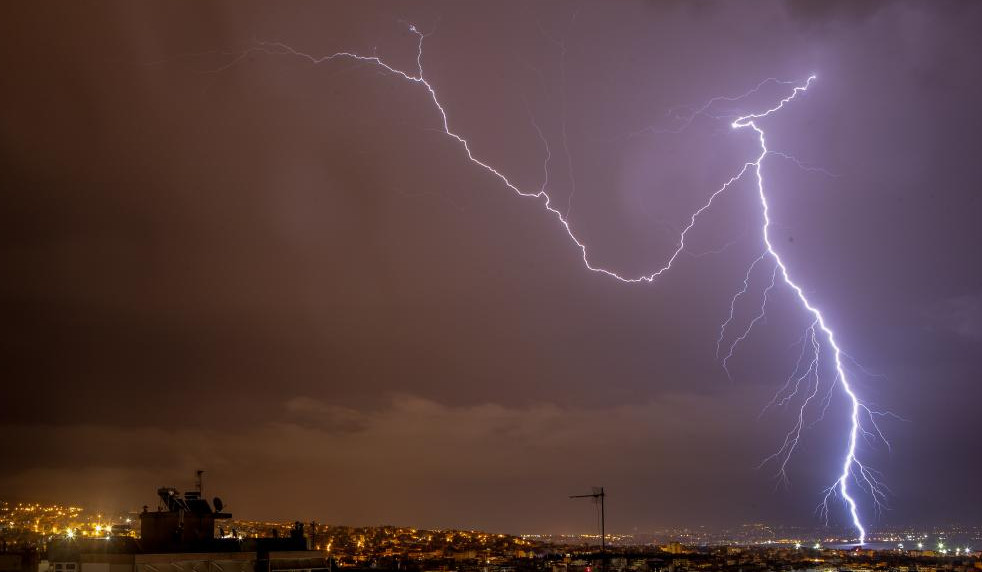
xmin=570 ymin=487 xmax=606 ymax=557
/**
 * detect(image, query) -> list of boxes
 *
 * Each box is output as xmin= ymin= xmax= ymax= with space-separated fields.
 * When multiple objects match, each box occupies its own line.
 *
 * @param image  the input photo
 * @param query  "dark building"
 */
xmin=139 ymin=487 xmax=233 ymax=552
xmin=0 ymin=551 xmax=40 ymax=572
xmin=47 ymin=479 xmax=327 ymax=572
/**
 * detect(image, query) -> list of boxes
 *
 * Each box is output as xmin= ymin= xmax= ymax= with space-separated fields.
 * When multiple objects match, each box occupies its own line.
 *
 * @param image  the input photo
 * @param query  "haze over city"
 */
xmin=2 ymin=0 xmax=980 ymax=539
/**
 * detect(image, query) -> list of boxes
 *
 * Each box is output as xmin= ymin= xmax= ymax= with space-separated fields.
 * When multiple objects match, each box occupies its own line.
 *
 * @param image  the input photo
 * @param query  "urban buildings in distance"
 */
xmin=2 ymin=480 xmax=981 ymax=572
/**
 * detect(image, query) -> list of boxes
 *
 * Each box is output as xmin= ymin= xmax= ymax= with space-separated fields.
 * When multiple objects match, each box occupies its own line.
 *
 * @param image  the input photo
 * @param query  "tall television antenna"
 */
xmin=569 ymin=487 xmax=606 ymax=554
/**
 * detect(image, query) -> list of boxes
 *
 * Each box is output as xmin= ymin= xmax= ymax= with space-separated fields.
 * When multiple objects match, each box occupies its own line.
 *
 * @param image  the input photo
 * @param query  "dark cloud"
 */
xmin=923 ymin=292 xmax=982 ymax=342
xmin=784 ymin=0 xmax=889 ymax=27
xmin=0 ymin=393 xmax=771 ymax=531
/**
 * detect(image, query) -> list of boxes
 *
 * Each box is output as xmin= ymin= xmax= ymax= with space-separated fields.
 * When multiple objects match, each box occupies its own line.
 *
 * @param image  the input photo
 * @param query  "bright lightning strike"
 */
xmin=722 ymin=76 xmax=891 ymax=543
xmin=215 ymin=23 xmax=890 ymax=543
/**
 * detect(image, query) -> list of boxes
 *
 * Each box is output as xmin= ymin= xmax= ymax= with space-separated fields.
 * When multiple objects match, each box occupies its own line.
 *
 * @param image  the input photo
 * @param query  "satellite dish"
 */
xmin=213 ymin=497 xmax=224 ymax=512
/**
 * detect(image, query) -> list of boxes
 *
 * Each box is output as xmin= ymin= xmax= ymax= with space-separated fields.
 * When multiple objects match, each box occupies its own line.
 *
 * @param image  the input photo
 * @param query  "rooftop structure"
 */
xmin=45 ymin=474 xmax=326 ymax=572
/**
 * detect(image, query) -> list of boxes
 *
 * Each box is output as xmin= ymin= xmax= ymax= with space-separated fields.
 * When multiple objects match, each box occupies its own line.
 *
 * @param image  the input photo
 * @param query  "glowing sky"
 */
xmin=1 ymin=1 xmax=980 ymax=534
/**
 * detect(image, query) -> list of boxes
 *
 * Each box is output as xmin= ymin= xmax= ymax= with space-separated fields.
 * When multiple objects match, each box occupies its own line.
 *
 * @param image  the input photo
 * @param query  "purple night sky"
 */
xmin=1 ymin=1 xmax=980 ymax=535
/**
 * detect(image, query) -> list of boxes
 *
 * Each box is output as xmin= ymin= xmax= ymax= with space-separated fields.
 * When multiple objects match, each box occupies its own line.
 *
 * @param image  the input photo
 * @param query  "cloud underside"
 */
xmin=1 ymin=393 xmax=757 ymax=529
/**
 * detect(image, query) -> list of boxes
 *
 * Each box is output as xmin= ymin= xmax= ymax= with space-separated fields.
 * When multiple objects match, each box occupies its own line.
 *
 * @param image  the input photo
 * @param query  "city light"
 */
xmin=2 ymin=497 xmax=981 ymax=569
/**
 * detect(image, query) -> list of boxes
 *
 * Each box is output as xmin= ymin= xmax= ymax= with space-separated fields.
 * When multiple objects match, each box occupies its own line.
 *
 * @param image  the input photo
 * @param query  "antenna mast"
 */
xmin=569 ymin=487 xmax=606 ymax=555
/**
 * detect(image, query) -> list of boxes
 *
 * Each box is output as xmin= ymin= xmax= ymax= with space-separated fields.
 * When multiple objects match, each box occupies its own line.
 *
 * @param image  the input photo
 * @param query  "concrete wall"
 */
xmin=135 ymin=552 xmax=254 ymax=572
xmin=0 ymin=554 xmax=22 ymax=572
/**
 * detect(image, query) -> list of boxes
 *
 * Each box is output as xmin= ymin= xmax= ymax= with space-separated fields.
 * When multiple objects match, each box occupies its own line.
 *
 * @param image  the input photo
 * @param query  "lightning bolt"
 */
xmin=211 ymin=23 xmax=890 ymax=543
xmin=722 ymin=77 xmax=890 ymax=543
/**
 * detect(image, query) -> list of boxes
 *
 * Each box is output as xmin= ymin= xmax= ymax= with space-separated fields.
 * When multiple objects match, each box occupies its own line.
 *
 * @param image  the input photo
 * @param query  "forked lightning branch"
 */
xmin=216 ymin=23 xmax=893 ymax=543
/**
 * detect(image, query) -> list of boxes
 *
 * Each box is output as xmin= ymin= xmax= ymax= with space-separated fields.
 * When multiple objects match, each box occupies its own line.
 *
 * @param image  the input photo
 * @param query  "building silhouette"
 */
xmin=47 ymin=481 xmax=328 ymax=572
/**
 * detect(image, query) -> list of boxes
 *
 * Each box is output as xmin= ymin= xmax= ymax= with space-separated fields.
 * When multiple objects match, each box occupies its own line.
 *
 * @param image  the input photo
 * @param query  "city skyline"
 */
xmin=2 ymin=1 xmax=981 ymax=536
xmin=4 ymin=496 xmax=982 ymax=547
